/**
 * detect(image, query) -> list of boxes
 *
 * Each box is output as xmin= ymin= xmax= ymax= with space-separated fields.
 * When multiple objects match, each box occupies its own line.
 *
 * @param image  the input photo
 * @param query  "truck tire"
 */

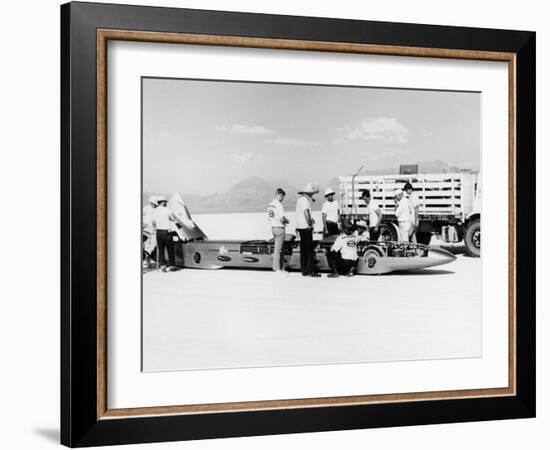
xmin=378 ymin=222 xmax=398 ymax=242
xmin=416 ymin=232 xmax=432 ymax=246
xmin=464 ymin=219 xmax=481 ymax=257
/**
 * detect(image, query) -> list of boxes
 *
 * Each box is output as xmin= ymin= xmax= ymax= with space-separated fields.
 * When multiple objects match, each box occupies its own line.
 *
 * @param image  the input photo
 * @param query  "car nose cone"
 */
xmin=428 ymin=247 xmax=457 ymax=266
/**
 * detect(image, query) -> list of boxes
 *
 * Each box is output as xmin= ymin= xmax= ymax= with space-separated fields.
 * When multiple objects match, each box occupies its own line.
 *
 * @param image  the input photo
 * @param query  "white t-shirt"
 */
xmin=143 ymin=204 xmax=155 ymax=228
xmin=151 ymin=206 xmax=175 ymax=230
xmin=395 ymin=197 xmax=411 ymax=223
xmin=405 ymin=191 xmax=419 ymax=216
xmin=331 ymin=234 xmax=359 ymax=261
xmin=295 ymin=195 xmax=312 ymax=230
xmin=366 ymin=202 xmax=381 ymax=227
xmin=267 ymin=199 xmax=286 ymax=228
xmin=321 ymin=200 xmax=340 ymax=223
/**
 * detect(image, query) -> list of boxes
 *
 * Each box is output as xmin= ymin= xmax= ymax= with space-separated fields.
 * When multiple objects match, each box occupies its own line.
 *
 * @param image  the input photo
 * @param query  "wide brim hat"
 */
xmin=324 ymin=188 xmax=336 ymax=198
xmin=298 ymin=182 xmax=319 ymax=195
xmin=156 ymin=195 xmax=167 ymax=203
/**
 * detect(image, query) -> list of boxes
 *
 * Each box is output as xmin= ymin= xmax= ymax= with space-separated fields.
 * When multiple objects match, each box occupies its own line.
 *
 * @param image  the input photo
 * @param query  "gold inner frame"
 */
xmin=96 ymin=29 xmax=517 ymax=420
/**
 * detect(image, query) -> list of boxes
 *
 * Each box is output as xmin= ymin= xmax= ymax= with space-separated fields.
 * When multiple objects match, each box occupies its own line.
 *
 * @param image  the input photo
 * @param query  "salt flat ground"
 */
xmin=143 ymin=213 xmax=481 ymax=371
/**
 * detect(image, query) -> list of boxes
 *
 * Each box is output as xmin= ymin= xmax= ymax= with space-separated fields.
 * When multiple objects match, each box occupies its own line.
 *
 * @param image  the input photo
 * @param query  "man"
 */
xmin=295 ymin=182 xmax=321 ymax=277
xmin=360 ymin=189 xmax=383 ymax=241
xmin=142 ymin=195 xmax=158 ymax=268
xmin=327 ymin=221 xmax=359 ymax=278
xmin=394 ymin=188 xmax=411 ymax=242
xmin=151 ymin=195 xmax=182 ymax=272
xmin=403 ymin=182 xmax=419 ymax=243
xmin=321 ymin=188 xmax=340 ymax=237
xmin=355 ymin=220 xmax=369 ymax=241
xmin=267 ymin=188 xmax=289 ymax=274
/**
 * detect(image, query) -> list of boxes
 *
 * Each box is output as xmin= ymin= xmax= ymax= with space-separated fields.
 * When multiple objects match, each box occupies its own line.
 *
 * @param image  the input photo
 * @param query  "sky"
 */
xmin=142 ymin=77 xmax=480 ymax=195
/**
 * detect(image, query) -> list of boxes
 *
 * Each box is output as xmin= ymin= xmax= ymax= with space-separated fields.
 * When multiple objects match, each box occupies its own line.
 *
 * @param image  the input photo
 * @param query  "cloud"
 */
xmin=220 ymin=122 xmax=321 ymax=147
xmin=219 ymin=123 xmax=275 ymax=135
xmin=266 ymin=136 xmax=320 ymax=147
xmin=339 ymin=117 xmax=409 ymax=144
xmin=229 ymin=152 xmax=255 ymax=164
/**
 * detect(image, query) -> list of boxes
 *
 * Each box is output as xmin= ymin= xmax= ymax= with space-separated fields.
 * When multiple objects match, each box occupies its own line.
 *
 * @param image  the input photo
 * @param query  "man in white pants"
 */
xmin=267 ymin=188 xmax=289 ymax=273
xmin=403 ymin=182 xmax=419 ymax=243
xmin=394 ymin=189 xmax=412 ymax=242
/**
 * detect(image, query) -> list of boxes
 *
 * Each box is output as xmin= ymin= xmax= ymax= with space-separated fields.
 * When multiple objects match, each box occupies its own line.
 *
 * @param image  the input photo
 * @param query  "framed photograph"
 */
xmin=61 ymin=2 xmax=536 ymax=447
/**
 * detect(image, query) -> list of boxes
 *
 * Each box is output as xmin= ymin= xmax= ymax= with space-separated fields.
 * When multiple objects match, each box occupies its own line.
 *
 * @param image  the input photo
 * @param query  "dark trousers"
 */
xmin=327 ymin=250 xmax=357 ymax=274
xmin=297 ymin=228 xmax=315 ymax=275
xmin=325 ymin=221 xmax=339 ymax=236
xmin=156 ymin=229 xmax=175 ymax=267
xmin=369 ymin=226 xmax=380 ymax=241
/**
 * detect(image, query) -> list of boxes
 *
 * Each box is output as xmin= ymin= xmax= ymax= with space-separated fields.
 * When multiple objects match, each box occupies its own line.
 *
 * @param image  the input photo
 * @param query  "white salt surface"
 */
xmin=142 ymin=212 xmax=481 ymax=372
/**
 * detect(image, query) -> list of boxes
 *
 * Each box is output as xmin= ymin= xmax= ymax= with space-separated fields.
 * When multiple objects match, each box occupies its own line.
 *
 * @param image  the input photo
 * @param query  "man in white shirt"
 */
xmin=394 ymin=189 xmax=411 ymax=242
xmin=403 ymin=182 xmax=419 ymax=243
xmin=360 ymin=189 xmax=383 ymax=241
xmin=354 ymin=220 xmax=369 ymax=241
xmin=267 ymin=188 xmax=289 ymax=273
xmin=142 ymin=195 xmax=158 ymax=268
xmin=152 ymin=195 xmax=182 ymax=271
xmin=327 ymin=221 xmax=359 ymax=277
xmin=321 ymin=188 xmax=340 ymax=237
xmin=295 ymin=182 xmax=320 ymax=277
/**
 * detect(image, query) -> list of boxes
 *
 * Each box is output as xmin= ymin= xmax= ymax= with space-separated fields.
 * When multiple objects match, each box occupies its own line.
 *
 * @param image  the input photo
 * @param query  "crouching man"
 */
xmin=327 ymin=222 xmax=359 ymax=278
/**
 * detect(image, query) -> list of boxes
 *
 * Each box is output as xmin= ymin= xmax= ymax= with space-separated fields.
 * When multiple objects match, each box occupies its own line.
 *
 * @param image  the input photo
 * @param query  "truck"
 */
xmin=338 ymin=171 xmax=481 ymax=257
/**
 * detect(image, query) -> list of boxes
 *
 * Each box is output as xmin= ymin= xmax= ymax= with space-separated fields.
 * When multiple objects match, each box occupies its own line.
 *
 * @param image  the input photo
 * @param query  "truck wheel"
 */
xmin=378 ymin=222 xmax=398 ymax=242
xmin=464 ymin=219 xmax=481 ymax=257
xmin=416 ymin=232 xmax=432 ymax=246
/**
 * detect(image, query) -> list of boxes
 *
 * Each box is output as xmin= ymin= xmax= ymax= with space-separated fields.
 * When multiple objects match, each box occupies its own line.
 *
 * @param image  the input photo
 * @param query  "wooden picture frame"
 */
xmin=61 ymin=2 xmax=535 ymax=446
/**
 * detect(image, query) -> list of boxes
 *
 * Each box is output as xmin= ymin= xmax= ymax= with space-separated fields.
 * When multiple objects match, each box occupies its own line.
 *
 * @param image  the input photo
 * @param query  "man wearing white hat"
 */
xmin=143 ymin=195 xmax=158 ymax=227
xmin=142 ymin=195 xmax=158 ymax=268
xmin=394 ymin=188 xmax=411 ymax=242
xmin=321 ymin=188 xmax=340 ymax=237
xmin=295 ymin=182 xmax=321 ymax=277
xmin=355 ymin=220 xmax=369 ymax=241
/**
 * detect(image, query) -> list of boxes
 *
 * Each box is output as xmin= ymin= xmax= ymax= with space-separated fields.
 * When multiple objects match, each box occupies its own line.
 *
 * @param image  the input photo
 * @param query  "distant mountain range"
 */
xmin=192 ymin=176 xmax=301 ymax=214
xmin=145 ymin=160 xmax=477 ymax=214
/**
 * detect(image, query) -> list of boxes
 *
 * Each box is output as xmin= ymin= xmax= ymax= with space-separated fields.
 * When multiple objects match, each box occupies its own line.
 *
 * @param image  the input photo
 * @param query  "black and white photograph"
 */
xmin=141 ymin=77 xmax=482 ymax=372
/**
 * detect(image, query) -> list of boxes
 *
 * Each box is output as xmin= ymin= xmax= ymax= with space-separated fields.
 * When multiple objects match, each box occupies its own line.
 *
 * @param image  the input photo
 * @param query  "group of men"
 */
xmin=267 ymin=181 xmax=420 ymax=278
xmin=143 ymin=194 xmax=185 ymax=272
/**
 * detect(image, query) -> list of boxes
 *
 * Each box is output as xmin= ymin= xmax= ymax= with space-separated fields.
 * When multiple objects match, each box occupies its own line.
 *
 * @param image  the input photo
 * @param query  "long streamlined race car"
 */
xmin=160 ymin=193 xmax=456 ymax=275
xmin=179 ymin=237 xmax=456 ymax=275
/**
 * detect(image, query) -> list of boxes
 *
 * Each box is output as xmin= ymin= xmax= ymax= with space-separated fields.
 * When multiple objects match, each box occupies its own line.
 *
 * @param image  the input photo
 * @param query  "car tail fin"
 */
xmin=167 ymin=192 xmax=208 ymax=241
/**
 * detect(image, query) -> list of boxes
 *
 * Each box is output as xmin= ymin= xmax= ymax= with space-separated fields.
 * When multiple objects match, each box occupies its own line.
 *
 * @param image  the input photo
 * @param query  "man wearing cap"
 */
xmin=327 ymin=221 xmax=359 ymax=277
xmin=267 ymin=188 xmax=290 ymax=274
xmin=151 ymin=195 xmax=182 ymax=271
xmin=295 ymin=182 xmax=321 ymax=277
xmin=403 ymin=182 xmax=419 ymax=243
xmin=394 ymin=189 xmax=411 ymax=242
xmin=142 ymin=195 xmax=158 ymax=268
xmin=321 ymin=188 xmax=341 ymax=237
xmin=360 ymin=189 xmax=383 ymax=241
